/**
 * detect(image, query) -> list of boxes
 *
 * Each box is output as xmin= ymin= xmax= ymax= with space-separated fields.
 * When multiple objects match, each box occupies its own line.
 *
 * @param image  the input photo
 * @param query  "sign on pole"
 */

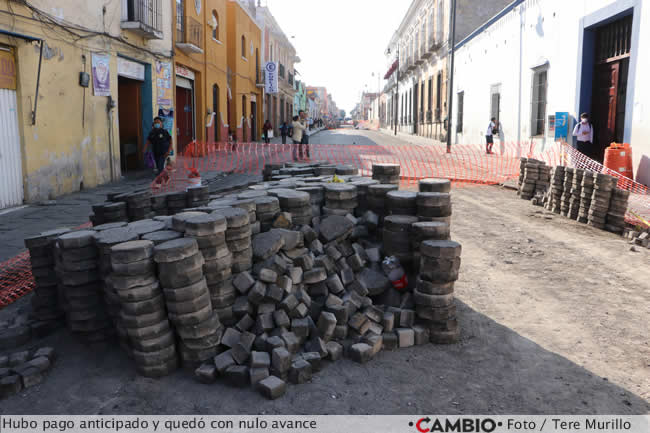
xmin=265 ymin=61 xmax=278 ymax=94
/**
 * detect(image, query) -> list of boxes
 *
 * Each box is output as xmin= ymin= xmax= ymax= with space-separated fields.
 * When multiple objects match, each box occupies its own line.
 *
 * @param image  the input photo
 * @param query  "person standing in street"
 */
xmin=262 ymin=119 xmax=272 ymax=144
xmin=572 ymin=113 xmax=594 ymax=158
xmin=485 ymin=117 xmax=499 ymax=154
xmin=280 ymin=121 xmax=288 ymax=145
xmin=291 ymin=115 xmax=306 ymax=161
xmin=299 ymin=110 xmax=311 ymax=159
xmin=145 ymin=117 xmax=171 ymax=174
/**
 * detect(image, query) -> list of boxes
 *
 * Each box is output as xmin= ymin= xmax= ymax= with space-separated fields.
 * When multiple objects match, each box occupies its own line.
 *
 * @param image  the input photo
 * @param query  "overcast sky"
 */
xmin=267 ymin=0 xmax=411 ymax=114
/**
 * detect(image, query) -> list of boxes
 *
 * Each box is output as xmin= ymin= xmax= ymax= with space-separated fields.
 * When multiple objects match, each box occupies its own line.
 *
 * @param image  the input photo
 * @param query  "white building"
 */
xmin=450 ymin=0 xmax=649 ymax=186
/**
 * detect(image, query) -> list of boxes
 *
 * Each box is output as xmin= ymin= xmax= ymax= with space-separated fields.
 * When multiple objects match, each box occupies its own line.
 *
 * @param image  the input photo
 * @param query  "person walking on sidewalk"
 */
xmin=299 ymin=110 xmax=311 ymax=159
xmin=572 ymin=113 xmax=594 ymax=158
xmin=485 ymin=117 xmax=499 ymax=154
xmin=280 ymin=121 xmax=288 ymax=145
xmin=262 ymin=120 xmax=272 ymax=144
xmin=291 ymin=115 xmax=306 ymax=161
xmin=146 ymin=117 xmax=171 ymax=174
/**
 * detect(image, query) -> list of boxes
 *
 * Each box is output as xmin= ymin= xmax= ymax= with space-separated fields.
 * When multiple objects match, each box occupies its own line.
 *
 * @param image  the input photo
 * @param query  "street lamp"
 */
xmin=387 ymin=45 xmax=399 ymax=136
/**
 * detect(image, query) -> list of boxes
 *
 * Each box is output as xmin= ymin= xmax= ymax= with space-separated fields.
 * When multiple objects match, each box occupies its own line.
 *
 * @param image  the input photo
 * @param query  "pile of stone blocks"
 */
xmin=545 ymin=166 xmax=565 ymax=213
xmin=186 ymin=186 xmax=210 ymax=209
xmin=0 ymin=347 xmax=56 ymax=399
xmin=577 ymin=170 xmax=594 ymax=223
xmin=372 ymin=163 xmax=400 ymax=185
xmin=518 ymin=158 xmax=544 ymax=200
xmin=166 ymin=191 xmax=188 ymax=215
xmin=567 ymin=168 xmax=584 ymax=220
xmin=90 ymin=202 xmax=128 ymax=225
xmin=559 ymin=168 xmax=575 ymax=217
xmin=587 ymin=173 xmax=618 ymax=230
xmin=55 ymin=230 xmax=113 ymax=342
xmin=605 ymin=188 xmax=629 ymax=234
xmin=23 ymin=161 xmax=465 ymax=400
xmin=624 ymin=228 xmax=650 ymax=249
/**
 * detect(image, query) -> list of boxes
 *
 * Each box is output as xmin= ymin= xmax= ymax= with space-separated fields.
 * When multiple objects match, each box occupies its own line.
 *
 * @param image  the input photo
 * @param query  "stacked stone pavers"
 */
xmin=125 ymin=190 xmax=153 ymax=222
xmin=409 ymin=221 xmax=451 ymax=271
xmin=414 ymin=240 xmax=462 ymax=344
xmin=536 ymin=163 xmax=551 ymax=197
xmin=372 ymin=163 xmax=400 ymax=185
xmin=416 ymin=192 xmax=452 ymax=226
xmin=24 ymin=228 xmax=71 ymax=330
xmin=419 ymin=178 xmax=452 ymax=194
xmin=271 ymin=189 xmax=312 ymax=226
xmin=150 ymin=193 xmax=169 ymax=217
xmin=323 ymin=184 xmax=358 ymax=217
xmin=109 ymin=240 xmax=179 ymax=376
xmin=605 ymin=188 xmax=630 ymax=234
xmin=185 ymin=213 xmax=235 ymax=326
xmin=577 ymin=170 xmax=595 ymax=223
xmin=213 ymin=207 xmax=253 ymax=276
xmin=588 ymin=173 xmax=618 ymax=230
xmin=297 ymin=185 xmax=325 ymax=218
xmin=349 ymin=179 xmax=378 ymax=216
xmin=518 ymin=159 xmax=540 ymax=200
xmin=94 ymin=226 xmax=140 ymax=351
xmin=55 ymin=230 xmax=113 ymax=342
xmin=546 ymin=166 xmax=565 ymax=214
xmin=382 ymin=215 xmax=418 ymax=268
xmin=366 ymin=184 xmax=398 ymax=223
xmin=517 ymin=158 xmax=527 ymax=190
xmin=254 ymin=196 xmax=281 ymax=232
xmin=154 ymin=238 xmax=222 ymax=366
xmin=186 ymin=186 xmax=210 ymax=209
xmin=90 ymin=201 xmax=128 ymax=226
xmin=386 ymin=191 xmax=417 ymax=216
xmin=335 ymin=165 xmax=358 ymax=176
xmin=166 ymin=191 xmax=188 ymax=216
xmin=567 ymin=168 xmax=584 ymax=220
xmin=560 ymin=168 xmax=575 ymax=217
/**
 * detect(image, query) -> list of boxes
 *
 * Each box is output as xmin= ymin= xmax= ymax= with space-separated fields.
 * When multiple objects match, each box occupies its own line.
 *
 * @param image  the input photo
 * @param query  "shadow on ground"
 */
xmin=1 ymin=300 xmax=647 ymax=415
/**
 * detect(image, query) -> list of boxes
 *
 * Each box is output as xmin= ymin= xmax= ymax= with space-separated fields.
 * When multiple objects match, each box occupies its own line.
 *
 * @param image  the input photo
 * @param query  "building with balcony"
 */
xmin=0 ymin=0 xmax=173 ymax=207
xmin=226 ymin=0 xmax=263 ymax=142
xmin=384 ymin=0 xmax=511 ymax=141
xmin=294 ymin=80 xmax=307 ymax=117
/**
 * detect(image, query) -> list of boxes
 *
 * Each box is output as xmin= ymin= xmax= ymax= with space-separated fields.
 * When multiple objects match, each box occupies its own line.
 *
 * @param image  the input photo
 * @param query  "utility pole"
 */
xmin=446 ymin=0 xmax=457 ymax=153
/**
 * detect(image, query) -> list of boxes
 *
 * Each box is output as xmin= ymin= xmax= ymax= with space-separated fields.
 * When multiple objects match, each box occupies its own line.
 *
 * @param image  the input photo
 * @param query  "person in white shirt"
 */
xmin=572 ymin=113 xmax=594 ymax=157
xmin=486 ymin=117 xmax=498 ymax=154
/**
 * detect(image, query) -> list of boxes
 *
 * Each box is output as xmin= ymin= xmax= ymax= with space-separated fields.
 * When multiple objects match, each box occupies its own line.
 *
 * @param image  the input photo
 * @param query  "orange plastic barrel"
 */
xmin=604 ymin=142 xmax=634 ymax=178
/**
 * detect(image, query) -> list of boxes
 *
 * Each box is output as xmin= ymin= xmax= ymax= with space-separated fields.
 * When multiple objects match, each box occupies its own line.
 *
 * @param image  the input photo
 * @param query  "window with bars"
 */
xmin=457 ymin=91 xmax=464 ymax=133
xmin=490 ymin=84 xmax=501 ymax=124
xmin=531 ymin=68 xmax=548 ymax=136
xmin=435 ymin=72 xmax=442 ymax=121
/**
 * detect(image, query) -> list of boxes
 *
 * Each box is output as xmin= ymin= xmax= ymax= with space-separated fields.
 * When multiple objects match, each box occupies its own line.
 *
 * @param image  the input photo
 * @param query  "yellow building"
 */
xmin=226 ymin=0 xmax=262 ymax=142
xmin=0 ymin=0 xmax=174 ymax=208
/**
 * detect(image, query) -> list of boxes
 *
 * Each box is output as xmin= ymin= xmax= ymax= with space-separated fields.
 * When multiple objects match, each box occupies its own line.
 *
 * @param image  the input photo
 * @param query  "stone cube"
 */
xmin=289 ymin=359 xmax=312 ymax=384
xmin=271 ymin=347 xmax=291 ymax=373
xmin=395 ymin=328 xmax=415 ymax=348
xmin=326 ymin=341 xmax=343 ymax=361
xmin=224 ymin=365 xmax=249 ymax=387
xmin=281 ymin=332 xmax=301 ymax=353
xmin=233 ymin=272 xmax=256 ymax=294
xmin=349 ymin=343 xmax=373 ymax=363
xmin=214 ymin=350 xmax=235 ymax=374
xmin=291 ymin=318 xmax=309 ymax=339
xmin=195 ymin=362 xmax=217 ymax=384
xmin=250 ymin=367 xmax=269 ymax=385
xmin=382 ymin=332 xmax=398 ymax=350
xmin=317 ymin=311 xmax=337 ymax=341
xmin=250 ymin=351 xmax=271 ymax=369
xmin=413 ymin=326 xmax=430 ymax=345
xmin=257 ymin=375 xmax=287 ymax=399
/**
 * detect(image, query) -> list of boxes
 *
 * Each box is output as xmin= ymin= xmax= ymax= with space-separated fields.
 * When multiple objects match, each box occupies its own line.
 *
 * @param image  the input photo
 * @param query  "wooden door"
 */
xmin=176 ymin=86 xmax=193 ymax=154
xmin=592 ymin=61 xmax=619 ymax=161
xmin=118 ymin=78 xmax=142 ymax=172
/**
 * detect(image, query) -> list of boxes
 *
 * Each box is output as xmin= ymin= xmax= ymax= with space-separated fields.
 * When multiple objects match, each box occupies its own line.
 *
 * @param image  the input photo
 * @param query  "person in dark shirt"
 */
xmin=146 ymin=117 xmax=171 ymax=173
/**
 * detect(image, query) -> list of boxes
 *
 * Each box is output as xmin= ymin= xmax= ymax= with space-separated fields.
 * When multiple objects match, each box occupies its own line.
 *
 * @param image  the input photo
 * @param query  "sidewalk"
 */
xmin=378 ymin=127 xmax=447 ymax=147
xmin=266 ymin=126 xmax=325 ymax=144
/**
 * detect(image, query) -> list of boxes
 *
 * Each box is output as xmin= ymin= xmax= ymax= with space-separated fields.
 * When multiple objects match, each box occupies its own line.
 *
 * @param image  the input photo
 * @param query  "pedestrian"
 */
xmin=291 ymin=115 xmax=306 ymax=161
xmin=485 ymin=117 xmax=499 ymax=154
xmin=280 ymin=121 xmax=288 ymax=145
xmin=300 ymin=110 xmax=311 ymax=159
xmin=572 ymin=113 xmax=594 ymax=157
xmin=145 ymin=117 xmax=171 ymax=174
xmin=262 ymin=120 xmax=272 ymax=144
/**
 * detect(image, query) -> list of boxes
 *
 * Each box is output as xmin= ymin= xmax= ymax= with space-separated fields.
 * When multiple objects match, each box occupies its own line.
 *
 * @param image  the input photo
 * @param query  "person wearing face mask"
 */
xmin=145 ymin=117 xmax=172 ymax=174
xmin=572 ymin=113 xmax=594 ymax=157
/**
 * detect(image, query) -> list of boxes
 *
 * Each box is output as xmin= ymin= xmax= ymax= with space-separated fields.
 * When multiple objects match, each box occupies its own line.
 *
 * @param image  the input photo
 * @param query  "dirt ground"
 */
xmin=1 ymin=184 xmax=648 ymax=415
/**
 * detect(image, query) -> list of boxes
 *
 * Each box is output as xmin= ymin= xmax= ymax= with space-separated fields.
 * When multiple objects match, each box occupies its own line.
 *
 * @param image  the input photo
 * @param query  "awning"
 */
xmin=384 ymin=60 xmax=398 ymax=79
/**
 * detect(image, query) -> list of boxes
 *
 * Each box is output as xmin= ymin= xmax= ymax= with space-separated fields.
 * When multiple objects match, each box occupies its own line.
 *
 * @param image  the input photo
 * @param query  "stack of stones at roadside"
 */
xmin=372 ymin=163 xmax=400 ymax=185
xmin=323 ymin=184 xmax=357 ymax=217
xmin=577 ymin=170 xmax=595 ymax=223
xmin=297 ymin=185 xmax=325 ymax=218
xmin=367 ymin=184 xmax=398 ymax=223
xmin=254 ymin=196 xmax=281 ymax=232
xmin=124 ymin=191 xmax=153 ymax=222
xmin=166 ymin=191 xmax=188 ymax=216
xmin=417 ymin=192 xmax=452 ymax=226
xmin=186 ymin=186 xmax=210 ymax=209
xmin=24 ymin=228 xmax=71 ymax=333
xmin=90 ymin=202 xmax=128 ymax=226
xmin=187 ymin=213 xmax=235 ymax=326
xmin=605 ymin=188 xmax=629 ymax=234
xmin=272 ymin=190 xmax=312 ymax=226
xmin=150 ymin=193 xmax=168 ymax=217
xmin=0 ymin=346 xmax=56 ymax=399
xmin=518 ymin=159 xmax=539 ymax=200
xmin=559 ymin=168 xmax=574 ymax=217
xmin=545 ymin=166 xmax=565 ymax=213
xmin=109 ymin=240 xmax=172 ymax=374
xmin=55 ymin=230 xmax=113 ymax=342
xmin=587 ymin=173 xmax=618 ymax=230
xmin=349 ymin=179 xmax=378 ymax=216
xmin=624 ymin=228 xmax=650 ymax=248
xmin=154 ymin=238 xmax=221 ymax=367
xmin=517 ymin=158 xmax=526 ymax=190
xmin=534 ymin=164 xmax=551 ymax=204
xmin=263 ymin=164 xmax=284 ymax=181
xmin=414 ymin=240 xmax=462 ymax=344
xmin=567 ymin=168 xmax=584 ymax=220
xmin=409 ymin=221 xmax=451 ymax=272
xmin=334 ymin=165 xmax=358 ymax=176
xmin=215 ymin=207 xmax=253 ymax=276
xmin=386 ymin=191 xmax=417 ymax=216
xmin=382 ymin=215 xmax=418 ymax=268
xmin=94 ymin=225 xmax=139 ymax=351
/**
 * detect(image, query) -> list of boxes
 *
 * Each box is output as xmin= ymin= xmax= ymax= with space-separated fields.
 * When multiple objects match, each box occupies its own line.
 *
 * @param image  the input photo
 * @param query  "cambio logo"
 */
xmin=410 ymin=417 xmax=499 ymax=432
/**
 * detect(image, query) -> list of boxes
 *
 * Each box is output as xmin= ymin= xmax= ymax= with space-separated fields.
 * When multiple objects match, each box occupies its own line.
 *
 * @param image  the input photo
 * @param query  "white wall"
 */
xmin=451 ymin=0 xmax=648 ymax=185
